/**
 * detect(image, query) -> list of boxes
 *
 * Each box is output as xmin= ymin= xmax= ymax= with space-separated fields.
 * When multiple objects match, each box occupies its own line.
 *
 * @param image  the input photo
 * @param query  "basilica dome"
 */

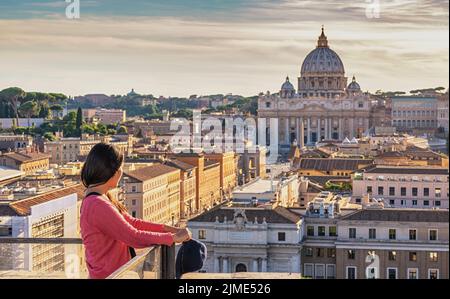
xmin=300 ymin=28 xmax=345 ymax=75
xmin=297 ymin=27 xmax=348 ymax=98
xmin=347 ymin=76 xmax=361 ymax=93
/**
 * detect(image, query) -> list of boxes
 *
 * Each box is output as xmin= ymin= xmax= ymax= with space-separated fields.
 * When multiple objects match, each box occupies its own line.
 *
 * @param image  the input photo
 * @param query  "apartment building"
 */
xmin=172 ymin=153 xmax=221 ymax=212
xmin=352 ymin=165 xmax=449 ymax=209
xmin=164 ymin=159 xmax=197 ymax=218
xmin=83 ymin=108 xmax=126 ymax=125
xmin=205 ymin=152 xmax=237 ymax=199
xmin=0 ymin=134 xmax=33 ymax=151
xmin=44 ymin=134 xmax=130 ymax=164
xmin=391 ymin=96 xmax=438 ymax=133
xmin=0 ymin=185 xmax=82 ymax=272
xmin=336 ymin=209 xmax=449 ymax=279
xmin=123 ymin=164 xmax=181 ymax=225
xmin=0 ymin=151 xmax=50 ymax=175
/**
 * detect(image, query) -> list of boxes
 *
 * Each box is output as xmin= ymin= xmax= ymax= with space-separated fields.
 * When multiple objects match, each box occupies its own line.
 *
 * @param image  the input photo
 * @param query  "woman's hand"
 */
xmin=173 ymin=228 xmax=192 ymax=243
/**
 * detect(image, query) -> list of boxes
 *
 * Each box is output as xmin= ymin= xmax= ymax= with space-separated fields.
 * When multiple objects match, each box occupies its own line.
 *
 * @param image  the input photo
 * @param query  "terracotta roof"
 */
xmin=189 ymin=205 xmax=301 ymax=224
xmin=341 ymin=209 xmax=449 ymax=223
xmin=1 ymin=151 xmax=50 ymax=163
xmin=164 ymin=159 xmax=196 ymax=171
xmin=363 ymin=165 xmax=448 ymax=175
xmin=295 ymin=158 xmax=373 ymax=171
xmin=8 ymin=184 xmax=85 ymax=216
xmin=124 ymin=164 xmax=179 ymax=182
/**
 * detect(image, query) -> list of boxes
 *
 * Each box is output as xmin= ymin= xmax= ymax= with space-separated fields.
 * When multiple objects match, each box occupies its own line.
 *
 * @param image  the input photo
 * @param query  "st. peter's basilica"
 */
xmin=258 ymin=27 xmax=389 ymax=152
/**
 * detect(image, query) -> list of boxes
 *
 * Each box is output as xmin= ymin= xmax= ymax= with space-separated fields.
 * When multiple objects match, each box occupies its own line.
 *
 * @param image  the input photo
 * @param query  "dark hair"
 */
xmin=81 ymin=143 xmax=126 ymax=213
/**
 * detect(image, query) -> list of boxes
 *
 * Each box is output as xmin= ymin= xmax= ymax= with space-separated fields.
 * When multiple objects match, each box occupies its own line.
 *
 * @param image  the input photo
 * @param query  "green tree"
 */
xmin=76 ymin=107 xmax=83 ymax=137
xmin=117 ymin=125 xmax=128 ymax=134
xmin=18 ymin=101 xmax=38 ymax=127
xmin=50 ymin=104 xmax=64 ymax=119
xmin=0 ymin=87 xmax=26 ymax=124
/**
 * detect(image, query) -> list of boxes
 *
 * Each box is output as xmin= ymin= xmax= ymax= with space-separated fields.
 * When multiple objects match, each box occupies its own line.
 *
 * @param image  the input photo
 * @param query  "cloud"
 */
xmin=0 ymin=0 xmax=448 ymax=96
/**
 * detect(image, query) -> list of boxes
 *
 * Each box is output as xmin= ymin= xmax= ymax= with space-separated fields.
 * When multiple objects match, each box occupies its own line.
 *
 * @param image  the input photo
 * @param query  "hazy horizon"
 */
xmin=0 ymin=0 xmax=448 ymax=98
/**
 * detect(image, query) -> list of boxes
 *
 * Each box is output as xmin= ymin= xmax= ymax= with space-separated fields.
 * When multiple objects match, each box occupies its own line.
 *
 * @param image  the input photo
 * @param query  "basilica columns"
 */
xmin=295 ymin=118 xmax=300 ymax=145
xmin=307 ymin=118 xmax=311 ymax=144
xmin=252 ymin=259 xmax=259 ymax=272
xmin=261 ymin=259 xmax=267 ymax=272
xmin=317 ymin=117 xmax=321 ymax=141
xmin=285 ymin=118 xmax=289 ymax=144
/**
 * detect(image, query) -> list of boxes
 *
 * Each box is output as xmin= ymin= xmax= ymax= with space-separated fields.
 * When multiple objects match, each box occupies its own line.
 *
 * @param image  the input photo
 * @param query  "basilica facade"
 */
xmin=258 ymin=28 xmax=387 ymax=152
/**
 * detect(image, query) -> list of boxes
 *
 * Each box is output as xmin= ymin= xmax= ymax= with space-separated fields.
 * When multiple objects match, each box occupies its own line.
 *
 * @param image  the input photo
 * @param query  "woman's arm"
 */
xmin=92 ymin=199 xmax=174 ymax=249
xmin=122 ymin=212 xmax=166 ymax=233
xmin=123 ymin=212 xmax=183 ymax=234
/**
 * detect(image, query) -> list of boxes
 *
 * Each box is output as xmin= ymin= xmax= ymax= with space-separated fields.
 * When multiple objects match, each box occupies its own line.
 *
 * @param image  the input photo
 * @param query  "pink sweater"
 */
xmin=80 ymin=194 xmax=174 ymax=279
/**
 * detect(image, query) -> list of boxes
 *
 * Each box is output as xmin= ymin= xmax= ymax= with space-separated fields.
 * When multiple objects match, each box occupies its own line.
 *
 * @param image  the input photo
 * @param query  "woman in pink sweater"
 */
xmin=80 ymin=143 xmax=191 ymax=279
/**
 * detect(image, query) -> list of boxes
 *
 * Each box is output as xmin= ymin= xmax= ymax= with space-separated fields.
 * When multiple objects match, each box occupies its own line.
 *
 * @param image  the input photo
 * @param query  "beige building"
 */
xmin=336 ymin=209 xmax=449 ymax=279
xmin=237 ymin=145 xmax=267 ymax=185
xmin=44 ymin=134 xmax=131 ymax=164
xmin=164 ymin=159 xmax=197 ymax=218
xmin=437 ymin=91 xmax=449 ymax=134
xmin=352 ymin=165 xmax=449 ymax=209
xmin=0 ymin=134 xmax=33 ymax=152
xmin=205 ymin=152 xmax=237 ymax=199
xmin=173 ymin=153 xmax=222 ymax=212
xmin=391 ymin=96 xmax=438 ymax=134
xmin=123 ymin=163 xmax=181 ymax=225
xmin=83 ymin=108 xmax=126 ymax=125
xmin=0 ymin=151 xmax=50 ymax=175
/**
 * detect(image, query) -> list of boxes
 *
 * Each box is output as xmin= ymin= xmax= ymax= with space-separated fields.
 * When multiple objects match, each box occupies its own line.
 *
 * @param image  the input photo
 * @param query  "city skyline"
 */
xmin=0 ymin=0 xmax=448 ymax=97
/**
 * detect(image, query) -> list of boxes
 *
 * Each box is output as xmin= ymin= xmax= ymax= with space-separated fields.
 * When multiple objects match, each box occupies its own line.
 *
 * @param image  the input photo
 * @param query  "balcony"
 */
xmin=0 ymin=238 xmax=175 ymax=279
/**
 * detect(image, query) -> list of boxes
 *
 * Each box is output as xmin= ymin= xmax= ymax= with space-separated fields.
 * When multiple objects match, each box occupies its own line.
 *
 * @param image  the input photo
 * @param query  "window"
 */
xmin=409 ymin=252 xmax=417 ymax=262
xmin=347 ymin=250 xmax=355 ymax=260
xmin=305 ymin=247 xmax=313 ymax=257
xmin=349 ymin=228 xmax=356 ymax=239
xmin=303 ymin=264 xmax=313 ymax=278
xmin=369 ymin=228 xmax=376 ymax=239
xmin=401 ymin=187 xmax=407 ymax=196
xmin=409 ymin=229 xmax=417 ymax=240
xmin=387 ymin=268 xmax=397 ymax=279
xmin=265 ymin=102 xmax=271 ymax=108
xmin=412 ymin=187 xmax=418 ymax=196
xmin=412 ymin=200 xmax=417 ymax=206
xmin=131 ymin=211 xmax=136 ymax=217
xmin=326 ymin=264 xmax=336 ymax=279
xmin=429 ymin=252 xmax=438 ymax=262
xmin=389 ymin=199 xmax=395 ymax=205
xmin=198 ymin=229 xmax=206 ymax=240
xmin=424 ymin=200 xmax=429 ymax=206
xmin=435 ymin=200 xmax=441 ymax=207
xmin=389 ymin=229 xmax=396 ymax=240
xmin=407 ymin=268 xmax=418 ymax=279
xmin=318 ymin=226 xmax=326 ymax=236
xmin=423 ymin=188 xmax=429 ymax=197
xmin=307 ymin=226 xmax=315 ymax=236
xmin=278 ymin=232 xmax=286 ymax=242
xmin=367 ymin=186 xmax=372 ymax=193
xmin=429 ymin=230 xmax=438 ymax=241
xmin=389 ymin=187 xmax=395 ymax=196
xmin=435 ymin=188 xmax=441 ymax=197
xmin=131 ymin=185 xmax=137 ymax=193
xmin=131 ymin=199 xmax=136 ymax=206
xmin=388 ymin=251 xmax=397 ymax=261
xmin=316 ymin=248 xmax=325 ymax=258
xmin=346 ymin=267 xmax=357 ymax=279
xmin=428 ymin=269 xmax=439 ymax=279
xmin=314 ymin=264 xmax=325 ymax=279
xmin=329 ymin=226 xmax=337 ymax=237
xmin=378 ymin=186 xmax=384 ymax=196
xmin=327 ymin=248 xmax=336 ymax=258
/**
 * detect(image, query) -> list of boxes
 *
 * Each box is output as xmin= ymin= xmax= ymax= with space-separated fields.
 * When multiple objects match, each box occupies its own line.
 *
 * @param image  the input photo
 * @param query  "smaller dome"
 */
xmin=281 ymin=76 xmax=295 ymax=91
xmin=347 ymin=76 xmax=361 ymax=92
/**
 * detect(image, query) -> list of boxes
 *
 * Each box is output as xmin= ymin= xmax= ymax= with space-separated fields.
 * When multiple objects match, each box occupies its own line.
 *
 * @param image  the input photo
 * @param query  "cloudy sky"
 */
xmin=0 ymin=0 xmax=448 ymax=97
